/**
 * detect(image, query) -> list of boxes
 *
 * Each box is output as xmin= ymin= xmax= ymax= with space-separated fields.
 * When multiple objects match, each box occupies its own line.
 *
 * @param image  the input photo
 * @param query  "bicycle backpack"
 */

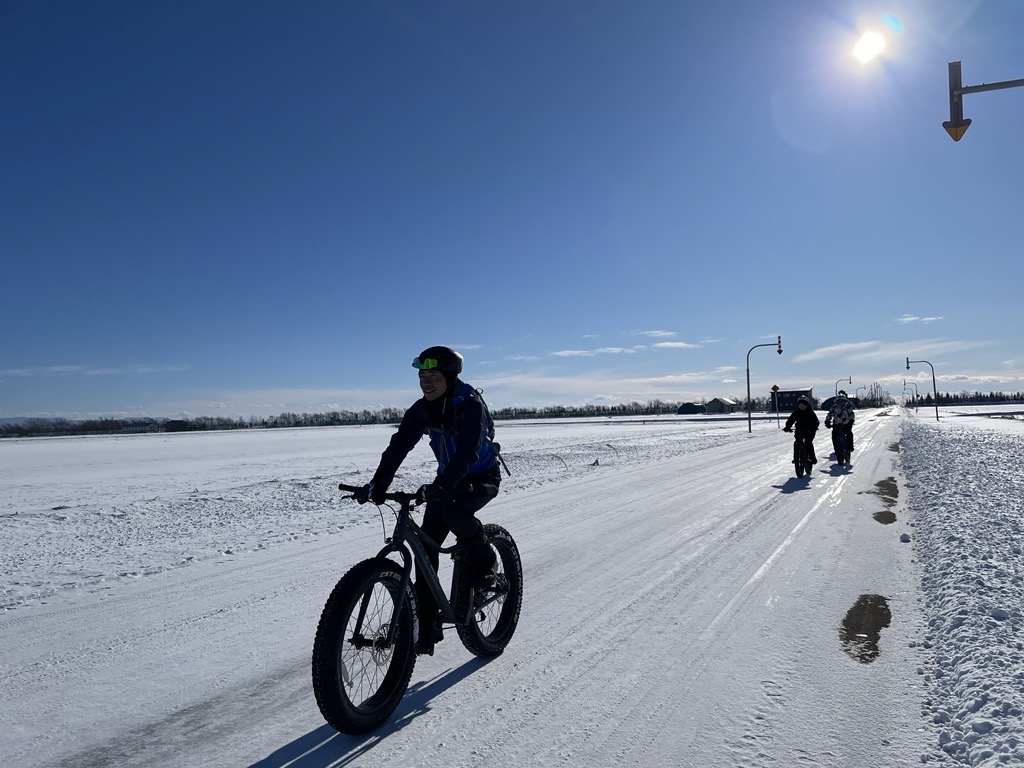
xmin=473 ymin=387 xmax=510 ymax=477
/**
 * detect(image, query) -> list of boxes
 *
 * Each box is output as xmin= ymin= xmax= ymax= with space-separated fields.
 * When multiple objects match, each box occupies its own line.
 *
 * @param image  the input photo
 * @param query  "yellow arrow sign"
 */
xmin=943 ymin=119 xmax=971 ymax=141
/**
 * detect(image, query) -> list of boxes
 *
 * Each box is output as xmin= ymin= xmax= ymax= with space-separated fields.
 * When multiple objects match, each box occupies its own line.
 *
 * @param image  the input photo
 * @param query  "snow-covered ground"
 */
xmin=1 ymin=407 xmax=1021 ymax=766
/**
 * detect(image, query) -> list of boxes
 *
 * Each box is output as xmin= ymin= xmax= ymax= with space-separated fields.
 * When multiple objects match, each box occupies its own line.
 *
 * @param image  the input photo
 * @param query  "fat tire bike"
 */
xmin=832 ymin=425 xmax=851 ymax=467
xmin=311 ymin=483 xmax=524 ymax=735
xmin=789 ymin=431 xmax=814 ymax=478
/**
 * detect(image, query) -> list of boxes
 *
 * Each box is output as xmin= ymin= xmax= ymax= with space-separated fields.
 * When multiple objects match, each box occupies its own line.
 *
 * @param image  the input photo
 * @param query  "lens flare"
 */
xmin=881 ymin=13 xmax=903 ymax=35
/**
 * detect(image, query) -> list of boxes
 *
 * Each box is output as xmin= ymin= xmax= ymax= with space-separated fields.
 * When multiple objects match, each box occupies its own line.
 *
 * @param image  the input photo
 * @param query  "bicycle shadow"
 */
xmin=248 ymin=656 xmax=495 ymax=768
xmin=773 ymin=476 xmax=814 ymax=494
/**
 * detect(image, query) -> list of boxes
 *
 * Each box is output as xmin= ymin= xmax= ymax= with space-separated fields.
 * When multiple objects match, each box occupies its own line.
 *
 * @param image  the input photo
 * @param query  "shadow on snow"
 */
xmin=773 ymin=477 xmax=815 ymax=494
xmin=249 ymin=656 xmax=495 ymax=768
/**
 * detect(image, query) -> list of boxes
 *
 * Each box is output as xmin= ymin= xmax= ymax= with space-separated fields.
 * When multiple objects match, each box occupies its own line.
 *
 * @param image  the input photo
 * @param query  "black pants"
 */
xmin=415 ymin=475 xmax=499 ymax=630
xmin=831 ymin=424 xmax=854 ymax=455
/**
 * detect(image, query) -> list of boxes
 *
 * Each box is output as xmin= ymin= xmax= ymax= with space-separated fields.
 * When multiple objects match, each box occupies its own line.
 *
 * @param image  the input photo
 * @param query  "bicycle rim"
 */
xmin=312 ymin=559 xmax=416 ymax=734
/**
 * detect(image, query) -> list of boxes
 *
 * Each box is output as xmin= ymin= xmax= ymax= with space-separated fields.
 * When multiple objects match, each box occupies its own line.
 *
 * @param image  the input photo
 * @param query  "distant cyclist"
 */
xmin=355 ymin=346 xmax=502 ymax=656
xmin=825 ymin=390 xmax=856 ymax=461
xmin=783 ymin=395 xmax=819 ymax=465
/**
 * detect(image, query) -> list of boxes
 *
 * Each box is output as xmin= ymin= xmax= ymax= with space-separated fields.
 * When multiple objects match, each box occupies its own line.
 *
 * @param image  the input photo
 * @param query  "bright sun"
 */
xmin=853 ymin=31 xmax=886 ymax=63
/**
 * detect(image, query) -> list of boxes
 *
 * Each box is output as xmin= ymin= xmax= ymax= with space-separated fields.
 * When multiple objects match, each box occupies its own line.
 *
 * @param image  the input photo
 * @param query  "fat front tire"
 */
xmin=311 ymin=558 xmax=417 ymax=734
xmin=456 ymin=524 xmax=523 ymax=658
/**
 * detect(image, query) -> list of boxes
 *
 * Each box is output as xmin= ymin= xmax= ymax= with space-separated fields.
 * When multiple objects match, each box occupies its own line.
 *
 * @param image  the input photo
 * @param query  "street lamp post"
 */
xmin=906 ymin=357 xmax=939 ymax=421
xmin=904 ymin=379 xmax=919 ymax=410
xmin=856 ymin=385 xmax=867 ymax=404
xmin=747 ymin=336 xmax=783 ymax=434
xmin=835 ymin=376 xmax=851 ymax=396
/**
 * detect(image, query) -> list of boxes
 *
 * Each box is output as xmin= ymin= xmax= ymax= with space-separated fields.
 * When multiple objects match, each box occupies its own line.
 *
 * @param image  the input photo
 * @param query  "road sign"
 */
xmin=771 ymin=385 xmax=780 ymax=392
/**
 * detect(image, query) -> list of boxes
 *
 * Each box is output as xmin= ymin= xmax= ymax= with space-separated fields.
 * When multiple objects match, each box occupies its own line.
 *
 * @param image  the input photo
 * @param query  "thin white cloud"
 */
xmin=632 ymin=330 xmax=676 ymax=338
xmin=794 ymin=339 xmax=988 ymax=365
xmin=634 ymin=371 xmax=723 ymax=385
xmin=897 ymin=314 xmax=944 ymax=324
xmin=793 ymin=341 xmax=881 ymax=363
xmin=1 ymin=363 xmax=190 ymax=378
xmin=549 ymin=346 xmax=644 ymax=357
xmin=652 ymin=341 xmax=699 ymax=350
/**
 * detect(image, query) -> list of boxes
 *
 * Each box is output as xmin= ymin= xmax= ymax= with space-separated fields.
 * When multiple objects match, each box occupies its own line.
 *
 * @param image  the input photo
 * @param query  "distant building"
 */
xmin=677 ymin=402 xmax=706 ymax=415
xmin=164 ymin=420 xmax=190 ymax=433
xmin=706 ymin=397 xmax=739 ymax=414
xmin=122 ymin=418 xmax=157 ymax=434
xmin=774 ymin=389 xmax=816 ymax=412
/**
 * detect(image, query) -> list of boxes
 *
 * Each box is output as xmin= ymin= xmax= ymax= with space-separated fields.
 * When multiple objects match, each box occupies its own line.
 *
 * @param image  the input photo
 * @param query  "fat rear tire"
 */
xmin=455 ymin=524 xmax=523 ymax=657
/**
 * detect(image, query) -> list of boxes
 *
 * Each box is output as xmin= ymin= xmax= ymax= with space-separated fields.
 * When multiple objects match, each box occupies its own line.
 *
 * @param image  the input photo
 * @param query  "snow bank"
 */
xmin=903 ymin=415 xmax=1024 ymax=766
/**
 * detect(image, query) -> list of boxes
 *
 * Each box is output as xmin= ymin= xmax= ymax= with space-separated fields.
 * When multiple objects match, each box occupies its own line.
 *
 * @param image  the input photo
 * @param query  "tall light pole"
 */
xmin=904 ymin=379 xmax=919 ymax=410
xmin=747 ymin=336 xmax=783 ymax=433
xmin=856 ymin=385 xmax=867 ymax=402
xmin=907 ymin=357 xmax=939 ymax=421
xmin=835 ymin=376 xmax=851 ymax=396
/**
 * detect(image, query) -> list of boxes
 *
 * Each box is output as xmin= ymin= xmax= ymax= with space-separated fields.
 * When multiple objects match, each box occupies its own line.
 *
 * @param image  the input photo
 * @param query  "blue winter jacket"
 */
xmin=372 ymin=381 xmax=498 ymax=491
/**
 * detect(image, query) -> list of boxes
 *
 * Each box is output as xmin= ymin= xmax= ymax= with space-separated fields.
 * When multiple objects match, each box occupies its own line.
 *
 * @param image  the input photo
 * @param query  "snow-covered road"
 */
xmin=2 ymin=409 xmax=1020 ymax=767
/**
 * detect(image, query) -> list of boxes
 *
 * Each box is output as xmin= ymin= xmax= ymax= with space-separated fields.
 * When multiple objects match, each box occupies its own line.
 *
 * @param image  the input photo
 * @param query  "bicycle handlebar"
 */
xmin=338 ymin=482 xmax=421 ymax=505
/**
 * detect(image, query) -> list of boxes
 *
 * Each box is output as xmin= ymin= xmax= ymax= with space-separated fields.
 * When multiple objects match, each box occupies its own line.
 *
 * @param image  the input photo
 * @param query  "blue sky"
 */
xmin=2 ymin=0 xmax=1022 ymax=419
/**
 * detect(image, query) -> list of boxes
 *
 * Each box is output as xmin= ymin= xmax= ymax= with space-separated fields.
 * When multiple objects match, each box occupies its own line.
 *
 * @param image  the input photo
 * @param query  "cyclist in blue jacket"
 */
xmin=357 ymin=346 xmax=501 ymax=655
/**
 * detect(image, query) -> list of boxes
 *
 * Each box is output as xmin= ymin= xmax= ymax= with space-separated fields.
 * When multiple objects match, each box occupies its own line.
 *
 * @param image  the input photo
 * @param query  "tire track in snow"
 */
xmin=591 ymin=412 xmax=908 ymax=768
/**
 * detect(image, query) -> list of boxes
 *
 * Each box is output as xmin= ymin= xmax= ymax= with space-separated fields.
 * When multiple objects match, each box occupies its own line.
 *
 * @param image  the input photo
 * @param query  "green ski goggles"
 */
xmin=412 ymin=357 xmax=440 ymax=370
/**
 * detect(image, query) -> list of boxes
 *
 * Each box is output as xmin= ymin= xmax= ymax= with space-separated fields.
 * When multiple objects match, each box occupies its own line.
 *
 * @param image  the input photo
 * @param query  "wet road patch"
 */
xmin=873 ymin=510 xmax=897 ymax=525
xmin=840 ymin=594 xmax=892 ymax=663
xmin=860 ymin=477 xmax=898 ymax=507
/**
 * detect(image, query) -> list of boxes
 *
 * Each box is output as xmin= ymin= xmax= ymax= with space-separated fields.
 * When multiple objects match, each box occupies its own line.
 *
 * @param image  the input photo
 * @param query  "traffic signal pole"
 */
xmin=944 ymin=61 xmax=1024 ymax=141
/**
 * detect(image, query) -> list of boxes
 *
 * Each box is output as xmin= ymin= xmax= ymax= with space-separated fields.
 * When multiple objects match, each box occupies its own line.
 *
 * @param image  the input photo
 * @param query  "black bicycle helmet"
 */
xmin=797 ymin=395 xmax=811 ymax=406
xmin=412 ymin=346 xmax=463 ymax=374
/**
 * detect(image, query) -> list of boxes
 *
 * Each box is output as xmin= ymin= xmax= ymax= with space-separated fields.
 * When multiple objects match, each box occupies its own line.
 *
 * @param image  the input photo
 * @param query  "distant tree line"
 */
xmin=3 ymin=390 xmax=1020 ymax=438
xmin=905 ymin=390 xmax=1024 ymax=406
xmin=1 ymin=400 xmax=686 ymax=437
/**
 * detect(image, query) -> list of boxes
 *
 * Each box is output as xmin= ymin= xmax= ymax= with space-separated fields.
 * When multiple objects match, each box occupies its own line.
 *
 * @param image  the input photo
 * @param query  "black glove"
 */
xmin=824 ymin=422 xmax=832 ymax=430
xmin=417 ymin=483 xmax=449 ymax=503
xmin=355 ymin=482 xmax=387 ymax=505
xmin=783 ymin=427 xmax=792 ymax=433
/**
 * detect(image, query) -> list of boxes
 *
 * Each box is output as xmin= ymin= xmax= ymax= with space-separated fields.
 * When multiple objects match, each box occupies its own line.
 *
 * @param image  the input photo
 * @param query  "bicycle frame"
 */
xmin=339 ymin=484 xmax=503 ymax=651
xmin=380 ymin=502 xmax=463 ymax=633
xmin=792 ymin=432 xmax=811 ymax=461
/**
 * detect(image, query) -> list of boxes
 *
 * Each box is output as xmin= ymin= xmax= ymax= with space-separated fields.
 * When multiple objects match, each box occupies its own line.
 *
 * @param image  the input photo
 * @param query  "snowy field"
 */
xmin=1 ymin=406 xmax=1022 ymax=767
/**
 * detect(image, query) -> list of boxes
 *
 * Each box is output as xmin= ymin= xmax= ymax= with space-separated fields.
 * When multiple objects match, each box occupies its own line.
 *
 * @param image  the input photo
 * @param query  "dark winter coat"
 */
xmin=784 ymin=405 xmax=820 ymax=435
xmin=372 ymin=380 xmax=499 ymax=492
